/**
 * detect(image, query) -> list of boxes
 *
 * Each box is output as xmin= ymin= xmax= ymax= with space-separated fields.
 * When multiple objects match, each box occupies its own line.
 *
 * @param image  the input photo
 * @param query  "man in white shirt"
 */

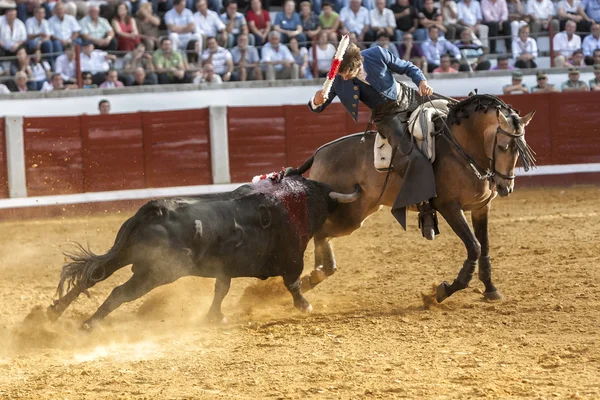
xmin=201 ymin=36 xmax=233 ymax=80
xmin=340 ymin=0 xmax=372 ymax=43
xmin=79 ymin=4 xmax=117 ymax=51
xmin=583 ymin=23 xmax=600 ymax=64
xmin=54 ymin=43 xmax=77 ymax=83
xmin=166 ymin=0 xmax=201 ymax=51
xmin=421 ymin=25 xmax=461 ymax=71
xmin=457 ymin=0 xmax=489 ymax=50
xmin=527 ymin=0 xmax=560 ymax=35
xmin=0 ymin=8 xmax=27 ymax=57
xmin=26 ymin=6 xmax=55 ymax=59
xmin=48 ymin=2 xmax=82 ymax=53
xmin=193 ymin=0 xmax=226 ymax=49
xmin=370 ymin=0 xmax=396 ymax=38
xmin=261 ymin=31 xmax=299 ymax=80
xmin=553 ymin=20 xmax=581 ymax=65
xmin=80 ymin=40 xmax=117 ymax=84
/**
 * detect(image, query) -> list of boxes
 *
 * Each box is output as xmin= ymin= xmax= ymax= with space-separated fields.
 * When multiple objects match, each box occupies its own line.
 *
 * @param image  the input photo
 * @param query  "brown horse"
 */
xmin=295 ymin=94 xmax=536 ymax=303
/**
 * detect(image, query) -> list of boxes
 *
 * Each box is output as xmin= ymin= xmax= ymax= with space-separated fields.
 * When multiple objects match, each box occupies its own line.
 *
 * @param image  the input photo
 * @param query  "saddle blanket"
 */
xmin=374 ymin=99 xmax=450 ymax=172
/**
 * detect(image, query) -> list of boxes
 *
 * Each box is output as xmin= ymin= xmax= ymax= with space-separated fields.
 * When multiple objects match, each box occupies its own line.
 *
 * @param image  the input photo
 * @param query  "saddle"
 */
xmin=374 ymin=99 xmax=450 ymax=172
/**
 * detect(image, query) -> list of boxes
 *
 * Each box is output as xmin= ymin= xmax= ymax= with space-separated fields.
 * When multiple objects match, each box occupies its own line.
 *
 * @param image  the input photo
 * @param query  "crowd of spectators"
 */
xmin=0 ymin=0 xmax=599 ymax=92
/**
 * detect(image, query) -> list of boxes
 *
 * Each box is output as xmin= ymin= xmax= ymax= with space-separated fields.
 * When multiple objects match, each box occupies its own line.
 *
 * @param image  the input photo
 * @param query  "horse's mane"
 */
xmin=447 ymin=94 xmax=519 ymax=126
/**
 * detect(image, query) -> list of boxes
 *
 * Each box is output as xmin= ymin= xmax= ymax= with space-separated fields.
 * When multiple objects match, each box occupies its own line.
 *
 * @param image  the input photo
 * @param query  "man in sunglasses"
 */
xmin=531 ymin=70 xmax=558 ymax=93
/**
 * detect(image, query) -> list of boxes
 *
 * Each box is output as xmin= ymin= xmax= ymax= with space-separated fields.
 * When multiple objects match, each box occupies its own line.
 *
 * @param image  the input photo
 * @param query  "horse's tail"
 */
xmin=285 ymin=156 xmax=314 ymax=177
xmin=56 ymin=201 xmax=166 ymax=297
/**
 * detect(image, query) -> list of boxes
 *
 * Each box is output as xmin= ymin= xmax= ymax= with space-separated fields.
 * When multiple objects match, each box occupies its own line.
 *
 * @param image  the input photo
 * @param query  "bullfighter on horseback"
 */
xmin=308 ymin=43 xmax=438 ymax=240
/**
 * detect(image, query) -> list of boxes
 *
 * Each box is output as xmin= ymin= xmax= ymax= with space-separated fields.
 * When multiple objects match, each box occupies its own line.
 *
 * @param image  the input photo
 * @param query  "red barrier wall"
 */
xmin=0 ymin=118 xmax=7 ymax=198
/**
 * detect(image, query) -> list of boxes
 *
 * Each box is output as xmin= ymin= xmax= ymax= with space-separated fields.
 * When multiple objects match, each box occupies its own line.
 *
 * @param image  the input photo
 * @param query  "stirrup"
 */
xmin=418 ymin=205 xmax=440 ymax=239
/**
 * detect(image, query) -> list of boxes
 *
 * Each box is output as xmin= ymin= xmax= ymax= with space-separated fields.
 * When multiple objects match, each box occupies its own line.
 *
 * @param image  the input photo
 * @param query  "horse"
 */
xmin=294 ymin=94 xmax=536 ymax=303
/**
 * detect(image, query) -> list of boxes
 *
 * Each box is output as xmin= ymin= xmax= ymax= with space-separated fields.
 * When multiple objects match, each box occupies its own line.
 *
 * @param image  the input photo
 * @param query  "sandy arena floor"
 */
xmin=0 ymin=186 xmax=599 ymax=399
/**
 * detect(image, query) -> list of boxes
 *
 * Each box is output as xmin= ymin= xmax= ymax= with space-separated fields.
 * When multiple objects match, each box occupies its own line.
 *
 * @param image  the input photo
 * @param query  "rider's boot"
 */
xmin=418 ymin=201 xmax=439 ymax=240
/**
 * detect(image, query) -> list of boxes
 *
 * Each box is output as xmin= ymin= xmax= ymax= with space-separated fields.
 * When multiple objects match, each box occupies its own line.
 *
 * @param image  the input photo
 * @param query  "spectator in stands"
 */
xmin=589 ymin=63 xmax=600 ymax=89
xmin=416 ymin=0 xmax=447 ymax=42
xmin=503 ymin=70 xmax=528 ymax=93
xmin=441 ymin=0 xmax=460 ymax=41
xmin=0 ymin=8 xmax=27 ymax=57
xmin=80 ymin=4 xmax=117 ymax=52
xmin=221 ymin=1 xmax=250 ymax=48
xmin=583 ymin=23 xmax=600 ymax=64
xmin=581 ymin=0 xmax=600 ymax=26
xmin=370 ymin=31 xmax=400 ymax=57
xmin=512 ymin=24 xmax=537 ymax=68
xmin=41 ymin=72 xmax=74 ymax=91
xmin=455 ymin=27 xmax=491 ymax=70
xmin=55 ymin=42 xmax=76 ymax=83
xmin=319 ymin=2 xmax=341 ymax=43
xmin=80 ymin=40 xmax=116 ymax=84
xmin=274 ymin=0 xmax=306 ymax=44
xmin=185 ymin=39 xmax=202 ymax=80
xmin=194 ymin=0 xmax=226 ymax=48
xmin=123 ymin=42 xmax=157 ymax=85
xmin=166 ymin=0 xmax=201 ymax=51
xmin=230 ymin=33 xmax=263 ymax=81
xmin=82 ymin=71 xmax=98 ymax=88
xmin=111 ymin=3 xmax=141 ymax=52
xmin=370 ymin=0 xmax=396 ymax=39
xmin=421 ymin=25 xmax=461 ymax=72
xmin=561 ymin=66 xmax=589 ymax=90
xmin=25 ymin=6 xmax=54 ymax=60
xmin=300 ymin=1 xmax=321 ymax=44
xmin=194 ymin=62 xmax=223 ymax=84
xmin=552 ymin=20 xmax=581 ymax=66
xmin=154 ymin=37 xmax=188 ymax=84
xmin=0 ymin=82 xmax=9 ymax=94
xmin=458 ymin=0 xmax=489 ymax=51
xmin=433 ymin=53 xmax=458 ymax=72
xmin=567 ymin=48 xmax=586 ymax=65
xmin=129 ymin=67 xmax=147 ymax=85
xmin=201 ymin=35 xmax=233 ymax=80
xmin=593 ymin=48 xmax=600 ymax=63
xmin=261 ymin=31 xmax=299 ymax=80
xmin=136 ymin=3 xmax=161 ymax=51
xmin=390 ymin=0 xmax=418 ymax=43
xmin=348 ymin=31 xmax=366 ymax=49
xmin=289 ymin=36 xmax=311 ymax=78
xmin=309 ymin=29 xmax=336 ymax=76
xmin=340 ymin=0 xmax=372 ymax=44
xmin=246 ymin=0 xmax=271 ymax=46
xmin=481 ymin=0 xmax=511 ymax=54
xmin=491 ymin=53 xmax=515 ymax=69
xmin=9 ymin=46 xmax=32 ymax=78
xmin=530 ymin=70 xmax=558 ymax=92
xmin=397 ymin=32 xmax=426 ymax=69
xmin=48 ymin=2 xmax=82 ymax=52
xmin=12 ymin=70 xmax=29 ymax=92
xmin=507 ymin=0 xmax=529 ymax=39
xmin=557 ymin=0 xmax=591 ymax=32
xmin=527 ymin=0 xmax=559 ymax=36
xmin=99 ymin=99 xmax=110 ymax=114
xmin=29 ymin=48 xmax=51 ymax=90
xmin=99 ymin=68 xmax=124 ymax=88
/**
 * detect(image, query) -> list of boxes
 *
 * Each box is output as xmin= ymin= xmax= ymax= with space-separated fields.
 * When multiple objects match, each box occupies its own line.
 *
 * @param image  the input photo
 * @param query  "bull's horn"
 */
xmin=329 ymin=185 xmax=362 ymax=203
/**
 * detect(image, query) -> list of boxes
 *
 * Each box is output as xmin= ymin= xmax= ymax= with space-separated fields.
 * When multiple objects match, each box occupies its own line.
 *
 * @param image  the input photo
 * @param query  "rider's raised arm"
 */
xmin=308 ymin=84 xmax=338 ymax=113
xmin=381 ymin=47 xmax=426 ymax=88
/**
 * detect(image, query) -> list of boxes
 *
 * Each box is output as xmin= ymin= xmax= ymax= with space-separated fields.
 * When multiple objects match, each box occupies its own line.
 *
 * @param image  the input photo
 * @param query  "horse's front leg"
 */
xmin=435 ymin=203 xmax=481 ymax=303
xmin=300 ymin=232 xmax=335 ymax=292
xmin=471 ymin=206 xmax=504 ymax=301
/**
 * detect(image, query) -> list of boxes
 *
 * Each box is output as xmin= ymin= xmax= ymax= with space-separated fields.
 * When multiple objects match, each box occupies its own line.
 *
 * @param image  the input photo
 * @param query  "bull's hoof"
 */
xmin=483 ymin=290 xmax=504 ymax=301
xmin=436 ymin=282 xmax=450 ymax=303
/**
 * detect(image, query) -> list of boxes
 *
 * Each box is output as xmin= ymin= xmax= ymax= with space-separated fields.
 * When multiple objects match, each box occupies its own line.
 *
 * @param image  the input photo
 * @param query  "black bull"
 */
xmin=47 ymin=175 xmax=360 ymax=328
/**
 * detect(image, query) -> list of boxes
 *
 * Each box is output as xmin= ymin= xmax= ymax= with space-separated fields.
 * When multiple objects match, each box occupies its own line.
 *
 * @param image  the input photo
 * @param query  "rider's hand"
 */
xmin=314 ymin=89 xmax=325 ymax=105
xmin=419 ymin=80 xmax=433 ymax=97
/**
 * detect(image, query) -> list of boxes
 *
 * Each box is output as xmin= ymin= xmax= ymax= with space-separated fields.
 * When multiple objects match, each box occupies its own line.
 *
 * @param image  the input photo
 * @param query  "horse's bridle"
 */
xmin=488 ymin=124 xmax=524 ymax=181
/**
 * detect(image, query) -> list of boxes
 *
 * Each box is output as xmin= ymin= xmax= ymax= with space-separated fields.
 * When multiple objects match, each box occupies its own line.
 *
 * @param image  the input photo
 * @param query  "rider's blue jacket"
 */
xmin=308 ymin=46 xmax=426 ymax=121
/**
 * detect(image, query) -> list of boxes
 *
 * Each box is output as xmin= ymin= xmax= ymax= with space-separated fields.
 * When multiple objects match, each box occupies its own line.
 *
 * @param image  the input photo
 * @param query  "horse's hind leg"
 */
xmin=436 ymin=203 xmax=481 ymax=303
xmin=301 ymin=232 xmax=336 ymax=292
xmin=472 ymin=206 xmax=503 ymax=301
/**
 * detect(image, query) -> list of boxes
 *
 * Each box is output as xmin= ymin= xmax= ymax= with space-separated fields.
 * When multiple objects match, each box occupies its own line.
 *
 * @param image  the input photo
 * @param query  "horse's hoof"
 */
xmin=483 ymin=290 xmax=504 ymax=301
xmin=205 ymin=313 xmax=228 ymax=325
xmin=436 ymin=282 xmax=450 ymax=303
xmin=80 ymin=322 xmax=94 ymax=332
xmin=296 ymin=301 xmax=313 ymax=313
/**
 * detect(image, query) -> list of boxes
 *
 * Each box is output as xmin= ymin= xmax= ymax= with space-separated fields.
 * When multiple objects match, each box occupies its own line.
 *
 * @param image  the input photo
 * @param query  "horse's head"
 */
xmin=491 ymin=108 xmax=536 ymax=197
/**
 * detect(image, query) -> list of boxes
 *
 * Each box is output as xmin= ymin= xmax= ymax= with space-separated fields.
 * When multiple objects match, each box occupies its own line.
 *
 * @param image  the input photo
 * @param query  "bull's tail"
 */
xmin=56 ymin=201 xmax=166 ymax=297
xmin=285 ymin=156 xmax=314 ymax=177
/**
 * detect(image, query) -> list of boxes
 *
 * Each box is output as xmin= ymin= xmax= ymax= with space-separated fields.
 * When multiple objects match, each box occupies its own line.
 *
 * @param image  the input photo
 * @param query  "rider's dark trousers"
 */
xmin=373 ymin=101 xmax=437 ymax=230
